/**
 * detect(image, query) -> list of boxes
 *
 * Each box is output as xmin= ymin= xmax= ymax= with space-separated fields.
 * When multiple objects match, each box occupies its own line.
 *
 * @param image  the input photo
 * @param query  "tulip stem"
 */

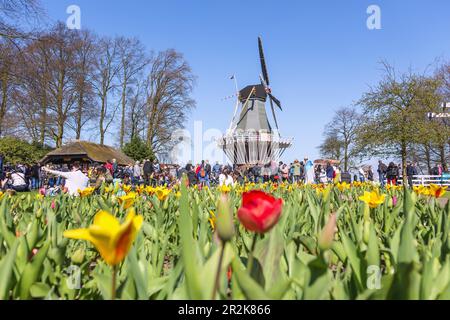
xmin=211 ymin=241 xmax=226 ymax=300
xmin=246 ymin=233 xmax=258 ymax=275
xmin=111 ymin=265 xmax=117 ymax=300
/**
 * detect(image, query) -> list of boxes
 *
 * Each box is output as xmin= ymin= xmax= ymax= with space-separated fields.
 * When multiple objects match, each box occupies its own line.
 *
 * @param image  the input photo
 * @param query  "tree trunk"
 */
xmin=424 ymin=144 xmax=432 ymax=175
xmin=120 ymin=79 xmax=127 ymax=148
xmin=56 ymin=122 xmax=64 ymax=148
xmin=401 ymin=141 xmax=407 ymax=185
xmin=344 ymin=143 xmax=349 ymax=172
xmin=99 ymin=95 xmax=106 ymax=145
xmin=0 ymin=68 xmax=9 ymax=137
xmin=39 ymin=92 xmax=47 ymax=146
xmin=75 ymin=89 xmax=84 ymax=140
xmin=56 ymin=71 xmax=65 ymax=148
xmin=440 ymin=144 xmax=448 ymax=172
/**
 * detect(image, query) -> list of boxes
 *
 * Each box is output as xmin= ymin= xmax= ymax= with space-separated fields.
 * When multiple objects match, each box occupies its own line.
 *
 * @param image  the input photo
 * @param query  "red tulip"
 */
xmin=227 ymin=266 xmax=232 ymax=282
xmin=237 ymin=190 xmax=283 ymax=233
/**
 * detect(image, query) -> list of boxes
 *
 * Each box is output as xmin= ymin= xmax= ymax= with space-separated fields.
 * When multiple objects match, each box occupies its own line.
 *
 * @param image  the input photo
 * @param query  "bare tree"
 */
xmin=91 ymin=37 xmax=122 ymax=145
xmin=144 ymin=49 xmax=196 ymax=154
xmin=116 ymin=37 xmax=149 ymax=148
xmin=0 ymin=40 xmax=17 ymax=136
xmin=43 ymin=24 xmax=79 ymax=147
xmin=0 ymin=0 xmax=44 ymax=40
xmin=126 ymin=79 xmax=147 ymax=141
xmin=319 ymin=107 xmax=361 ymax=171
xmin=319 ymin=134 xmax=343 ymax=164
xmin=69 ymin=30 xmax=97 ymax=140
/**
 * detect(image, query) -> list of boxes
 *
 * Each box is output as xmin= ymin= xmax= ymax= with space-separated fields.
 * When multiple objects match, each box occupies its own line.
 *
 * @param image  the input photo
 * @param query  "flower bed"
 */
xmin=0 ymin=181 xmax=448 ymax=300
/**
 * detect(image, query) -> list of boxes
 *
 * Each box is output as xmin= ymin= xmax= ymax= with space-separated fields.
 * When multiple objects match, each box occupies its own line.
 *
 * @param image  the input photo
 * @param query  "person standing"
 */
xmin=219 ymin=168 xmax=234 ymax=186
xmin=359 ymin=167 xmax=366 ymax=183
xmin=105 ymin=160 xmax=114 ymax=177
xmin=197 ymin=165 xmax=210 ymax=187
xmin=30 ymin=163 xmax=40 ymax=190
xmin=386 ymin=162 xmax=399 ymax=186
xmin=377 ymin=161 xmax=387 ymax=187
xmin=204 ymin=160 xmax=212 ymax=177
xmin=42 ymin=162 xmax=89 ymax=196
xmin=143 ymin=159 xmax=153 ymax=186
xmin=326 ymin=162 xmax=334 ymax=184
xmin=252 ymin=163 xmax=262 ymax=183
xmin=112 ymin=159 xmax=118 ymax=178
xmin=212 ymin=162 xmax=221 ymax=176
xmin=133 ymin=161 xmax=142 ymax=185
xmin=367 ymin=166 xmax=374 ymax=182
xmin=280 ymin=162 xmax=289 ymax=182
xmin=304 ymin=158 xmax=315 ymax=185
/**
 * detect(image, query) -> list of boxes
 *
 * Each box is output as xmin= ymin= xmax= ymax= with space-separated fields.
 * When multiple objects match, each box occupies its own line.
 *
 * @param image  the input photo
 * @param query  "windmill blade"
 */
xmin=259 ymin=74 xmax=269 ymax=90
xmin=260 ymin=74 xmax=283 ymax=111
xmin=258 ymin=37 xmax=270 ymax=85
xmin=269 ymin=93 xmax=283 ymax=111
xmin=269 ymin=96 xmax=280 ymax=133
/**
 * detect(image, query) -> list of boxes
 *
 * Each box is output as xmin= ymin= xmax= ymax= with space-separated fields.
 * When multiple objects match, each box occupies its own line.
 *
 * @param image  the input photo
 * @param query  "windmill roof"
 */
xmin=239 ymin=84 xmax=268 ymax=102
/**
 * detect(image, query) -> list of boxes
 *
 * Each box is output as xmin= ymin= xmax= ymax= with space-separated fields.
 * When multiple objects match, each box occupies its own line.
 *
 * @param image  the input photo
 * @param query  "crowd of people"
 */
xmin=0 ymin=156 xmax=448 ymax=196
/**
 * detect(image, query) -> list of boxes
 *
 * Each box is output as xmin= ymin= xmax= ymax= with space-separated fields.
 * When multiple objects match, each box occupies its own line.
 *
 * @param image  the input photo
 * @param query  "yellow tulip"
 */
xmin=428 ymin=184 xmax=447 ymax=198
xmin=78 ymin=187 xmax=95 ymax=197
xmin=414 ymin=185 xmax=429 ymax=196
xmin=122 ymin=184 xmax=132 ymax=194
xmin=209 ymin=210 xmax=216 ymax=230
xmin=145 ymin=186 xmax=155 ymax=195
xmin=135 ymin=185 xmax=145 ymax=195
xmin=386 ymin=184 xmax=402 ymax=192
xmin=35 ymin=194 xmax=44 ymax=200
xmin=155 ymin=188 xmax=171 ymax=201
xmin=336 ymin=182 xmax=350 ymax=192
xmin=118 ymin=192 xmax=137 ymax=209
xmin=359 ymin=190 xmax=386 ymax=209
xmin=64 ymin=209 xmax=143 ymax=266
xmin=219 ymin=185 xmax=231 ymax=194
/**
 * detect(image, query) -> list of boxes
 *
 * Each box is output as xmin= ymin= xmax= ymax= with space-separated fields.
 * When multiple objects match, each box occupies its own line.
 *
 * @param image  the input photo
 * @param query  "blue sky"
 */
xmin=41 ymin=0 xmax=450 ymax=164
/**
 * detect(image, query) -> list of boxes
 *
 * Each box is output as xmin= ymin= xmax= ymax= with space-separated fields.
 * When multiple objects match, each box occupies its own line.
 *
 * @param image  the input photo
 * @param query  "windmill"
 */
xmin=218 ymin=37 xmax=293 ymax=165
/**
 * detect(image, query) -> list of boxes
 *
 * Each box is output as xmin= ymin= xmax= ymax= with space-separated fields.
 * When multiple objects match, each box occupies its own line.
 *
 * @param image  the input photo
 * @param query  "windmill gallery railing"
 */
xmin=384 ymin=175 xmax=450 ymax=186
xmin=217 ymin=132 xmax=293 ymax=165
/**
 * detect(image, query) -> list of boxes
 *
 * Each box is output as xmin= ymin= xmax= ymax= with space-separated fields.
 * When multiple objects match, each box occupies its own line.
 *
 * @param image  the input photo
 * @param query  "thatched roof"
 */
xmin=41 ymin=141 xmax=134 ymax=166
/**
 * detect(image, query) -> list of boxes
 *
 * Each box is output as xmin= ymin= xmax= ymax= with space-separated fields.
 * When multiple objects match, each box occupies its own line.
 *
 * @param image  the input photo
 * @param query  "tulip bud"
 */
xmin=388 ymin=197 xmax=393 ymax=208
xmin=71 ymin=248 xmax=85 ymax=265
xmin=392 ymin=196 xmax=398 ymax=207
xmin=318 ymin=213 xmax=337 ymax=251
xmin=411 ymin=191 xmax=417 ymax=203
xmin=216 ymin=195 xmax=235 ymax=242
xmin=363 ymin=220 xmax=370 ymax=245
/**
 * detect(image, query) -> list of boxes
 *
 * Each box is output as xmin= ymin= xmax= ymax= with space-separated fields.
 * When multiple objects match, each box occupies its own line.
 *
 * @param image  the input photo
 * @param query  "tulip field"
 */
xmin=0 ymin=181 xmax=449 ymax=300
